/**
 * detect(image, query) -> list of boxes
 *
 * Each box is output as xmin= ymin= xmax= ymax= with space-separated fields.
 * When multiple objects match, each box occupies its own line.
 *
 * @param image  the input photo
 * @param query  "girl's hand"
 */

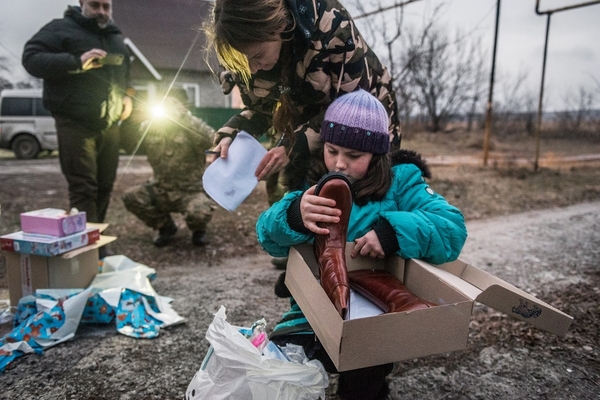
xmin=210 ymin=136 xmax=232 ymax=162
xmin=351 ymin=230 xmax=385 ymax=259
xmin=300 ymin=185 xmax=341 ymax=235
xmin=255 ymin=146 xmax=289 ymax=180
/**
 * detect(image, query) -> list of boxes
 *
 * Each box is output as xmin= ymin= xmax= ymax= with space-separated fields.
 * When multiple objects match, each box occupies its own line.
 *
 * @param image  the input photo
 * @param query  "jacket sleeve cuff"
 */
xmin=373 ymin=219 xmax=400 ymax=257
xmin=286 ymin=198 xmax=311 ymax=234
xmin=214 ymin=131 xmax=236 ymax=145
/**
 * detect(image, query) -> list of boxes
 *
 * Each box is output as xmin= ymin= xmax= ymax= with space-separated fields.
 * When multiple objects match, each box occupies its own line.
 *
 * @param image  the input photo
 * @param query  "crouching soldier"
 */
xmin=122 ymin=90 xmax=216 ymax=247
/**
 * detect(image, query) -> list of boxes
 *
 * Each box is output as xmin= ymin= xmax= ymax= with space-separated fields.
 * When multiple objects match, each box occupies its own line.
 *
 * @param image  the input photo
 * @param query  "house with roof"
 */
xmin=112 ymin=0 xmax=240 ymax=129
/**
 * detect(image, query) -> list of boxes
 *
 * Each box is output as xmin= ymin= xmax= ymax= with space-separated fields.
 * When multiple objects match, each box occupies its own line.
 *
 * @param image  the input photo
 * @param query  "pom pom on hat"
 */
xmin=320 ymin=89 xmax=390 ymax=154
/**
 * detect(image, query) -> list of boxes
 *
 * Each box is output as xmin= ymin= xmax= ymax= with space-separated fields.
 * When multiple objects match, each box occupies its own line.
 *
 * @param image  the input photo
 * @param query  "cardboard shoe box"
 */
xmin=285 ymin=243 xmax=574 ymax=372
xmin=5 ymin=224 xmax=117 ymax=306
xmin=21 ymin=208 xmax=87 ymax=237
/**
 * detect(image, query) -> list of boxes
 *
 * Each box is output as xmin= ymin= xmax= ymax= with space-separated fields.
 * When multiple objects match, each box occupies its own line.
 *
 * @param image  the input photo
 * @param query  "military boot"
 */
xmin=192 ymin=230 xmax=209 ymax=246
xmin=153 ymin=219 xmax=178 ymax=247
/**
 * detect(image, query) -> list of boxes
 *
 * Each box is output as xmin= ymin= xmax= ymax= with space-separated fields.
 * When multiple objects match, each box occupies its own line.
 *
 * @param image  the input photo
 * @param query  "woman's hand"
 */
xmin=351 ymin=230 xmax=385 ymax=259
xmin=300 ymin=185 xmax=341 ymax=235
xmin=255 ymin=146 xmax=289 ymax=180
xmin=209 ymin=136 xmax=233 ymax=162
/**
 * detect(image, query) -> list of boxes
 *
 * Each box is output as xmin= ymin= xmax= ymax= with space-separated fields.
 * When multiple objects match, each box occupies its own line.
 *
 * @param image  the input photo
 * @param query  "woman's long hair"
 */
xmin=272 ymin=41 xmax=300 ymax=143
xmin=203 ymin=0 xmax=300 ymax=142
xmin=308 ymin=147 xmax=393 ymax=206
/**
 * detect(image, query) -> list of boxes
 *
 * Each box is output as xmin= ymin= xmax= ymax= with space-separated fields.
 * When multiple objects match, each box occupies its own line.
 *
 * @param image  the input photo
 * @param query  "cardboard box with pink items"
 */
xmin=285 ymin=243 xmax=574 ymax=372
xmin=20 ymin=208 xmax=87 ymax=237
xmin=4 ymin=223 xmax=116 ymax=306
xmin=1 ymin=228 xmax=100 ymax=257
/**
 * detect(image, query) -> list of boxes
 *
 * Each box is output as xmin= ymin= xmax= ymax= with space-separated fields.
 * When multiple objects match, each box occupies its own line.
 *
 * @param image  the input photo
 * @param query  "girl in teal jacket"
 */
xmin=256 ymin=89 xmax=467 ymax=400
xmin=257 ymin=93 xmax=467 ymax=265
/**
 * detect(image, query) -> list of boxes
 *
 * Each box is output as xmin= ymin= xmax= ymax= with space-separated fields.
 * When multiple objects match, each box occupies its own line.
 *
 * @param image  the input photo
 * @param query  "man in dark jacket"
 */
xmin=22 ymin=0 xmax=133 ymax=227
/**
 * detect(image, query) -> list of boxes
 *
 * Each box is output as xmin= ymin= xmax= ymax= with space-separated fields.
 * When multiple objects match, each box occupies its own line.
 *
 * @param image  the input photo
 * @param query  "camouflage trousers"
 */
xmin=122 ymin=182 xmax=216 ymax=232
xmin=266 ymin=170 xmax=287 ymax=206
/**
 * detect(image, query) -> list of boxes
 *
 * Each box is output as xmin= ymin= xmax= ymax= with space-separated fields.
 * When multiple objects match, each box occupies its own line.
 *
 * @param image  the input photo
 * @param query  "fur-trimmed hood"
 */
xmin=390 ymin=149 xmax=432 ymax=179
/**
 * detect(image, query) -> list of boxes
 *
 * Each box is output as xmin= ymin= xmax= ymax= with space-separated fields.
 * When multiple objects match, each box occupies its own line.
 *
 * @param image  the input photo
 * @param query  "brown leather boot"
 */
xmin=348 ymin=269 xmax=437 ymax=313
xmin=313 ymin=172 xmax=353 ymax=320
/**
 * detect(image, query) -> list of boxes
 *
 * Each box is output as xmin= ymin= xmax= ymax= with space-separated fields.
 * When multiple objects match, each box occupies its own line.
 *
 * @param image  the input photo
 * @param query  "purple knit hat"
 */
xmin=320 ymin=89 xmax=390 ymax=154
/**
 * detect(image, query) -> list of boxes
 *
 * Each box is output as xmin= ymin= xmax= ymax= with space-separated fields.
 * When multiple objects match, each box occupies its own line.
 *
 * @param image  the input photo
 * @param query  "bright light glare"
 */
xmin=151 ymin=104 xmax=166 ymax=118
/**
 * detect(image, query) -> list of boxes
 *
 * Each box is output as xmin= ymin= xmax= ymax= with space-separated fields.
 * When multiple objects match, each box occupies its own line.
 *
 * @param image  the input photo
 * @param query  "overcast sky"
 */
xmin=347 ymin=0 xmax=600 ymax=111
xmin=1 ymin=0 xmax=599 ymax=111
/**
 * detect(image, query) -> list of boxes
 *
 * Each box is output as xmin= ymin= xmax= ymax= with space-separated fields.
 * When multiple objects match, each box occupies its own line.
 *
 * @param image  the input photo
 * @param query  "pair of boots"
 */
xmin=313 ymin=173 xmax=436 ymax=320
xmin=153 ymin=219 xmax=208 ymax=247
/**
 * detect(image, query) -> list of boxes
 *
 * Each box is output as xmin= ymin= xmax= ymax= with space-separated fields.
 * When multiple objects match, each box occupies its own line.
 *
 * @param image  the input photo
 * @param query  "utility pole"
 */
xmin=482 ymin=0 xmax=501 ymax=166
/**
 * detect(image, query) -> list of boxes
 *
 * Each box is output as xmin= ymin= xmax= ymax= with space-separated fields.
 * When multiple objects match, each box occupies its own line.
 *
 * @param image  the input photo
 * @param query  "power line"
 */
xmin=0 ymin=41 xmax=22 ymax=62
xmin=354 ymin=0 xmax=423 ymax=20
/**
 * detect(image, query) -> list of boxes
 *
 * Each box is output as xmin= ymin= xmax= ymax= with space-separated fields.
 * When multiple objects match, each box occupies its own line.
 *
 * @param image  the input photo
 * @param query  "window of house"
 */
xmin=182 ymin=83 xmax=200 ymax=108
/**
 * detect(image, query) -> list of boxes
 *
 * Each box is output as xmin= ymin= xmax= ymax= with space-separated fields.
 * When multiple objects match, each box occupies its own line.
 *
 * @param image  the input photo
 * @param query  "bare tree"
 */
xmin=591 ymin=76 xmax=600 ymax=132
xmin=15 ymin=79 xmax=41 ymax=89
xmin=521 ymin=90 xmax=538 ymax=136
xmin=0 ymin=55 xmax=13 ymax=91
xmin=348 ymin=0 xmax=417 ymax=127
xmin=491 ymin=69 xmax=539 ymax=135
xmin=465 ymin=37 xmax=488 ymax=132
xmin=403 ymin=26 xmax=475 ymax=132
xmin=0 ymin=52 xmax=42 ymax=90
xmin=557 ymin=86 xmax=596 ymax=132
xmin=0 ymin=77 xmax=12 ymax=91
xmin=350 ymin=2 xmax=488 ymax=133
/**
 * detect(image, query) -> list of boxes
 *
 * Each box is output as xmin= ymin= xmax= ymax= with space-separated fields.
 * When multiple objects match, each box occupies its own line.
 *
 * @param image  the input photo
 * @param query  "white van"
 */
xmin=0 ymin=89 xmax=57 ymax=159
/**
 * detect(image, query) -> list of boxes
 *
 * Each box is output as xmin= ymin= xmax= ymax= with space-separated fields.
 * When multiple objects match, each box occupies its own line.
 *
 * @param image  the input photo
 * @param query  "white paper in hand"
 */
xmin=202 ymin=131 xmax=267 ymax=211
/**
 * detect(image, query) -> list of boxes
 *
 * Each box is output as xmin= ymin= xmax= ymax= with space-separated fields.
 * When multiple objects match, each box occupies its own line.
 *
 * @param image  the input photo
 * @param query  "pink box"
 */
xmin=20 ymin=208 xmax=87 ymax=237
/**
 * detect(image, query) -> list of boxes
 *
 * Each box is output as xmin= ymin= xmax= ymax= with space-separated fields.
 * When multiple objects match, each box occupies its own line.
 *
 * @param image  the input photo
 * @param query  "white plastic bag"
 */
xmin=186 ymin=306 xmax=328 ymax=400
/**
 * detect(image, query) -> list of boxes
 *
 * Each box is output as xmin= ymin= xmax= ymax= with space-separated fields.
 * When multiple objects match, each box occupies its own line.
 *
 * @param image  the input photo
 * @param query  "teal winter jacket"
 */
xmin=256 ymin=163 xmax=467 ymax=265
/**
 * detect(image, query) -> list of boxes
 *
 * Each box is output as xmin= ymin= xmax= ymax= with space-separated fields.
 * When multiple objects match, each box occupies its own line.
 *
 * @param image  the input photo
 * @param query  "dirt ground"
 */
xmin=0 ymin=130 xmax=599 ymax=399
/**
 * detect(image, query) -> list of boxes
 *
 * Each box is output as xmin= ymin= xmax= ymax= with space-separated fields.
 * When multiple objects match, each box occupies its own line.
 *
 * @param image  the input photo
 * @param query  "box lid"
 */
xmin=60 ymin=235 xmax=116 ymax=259
xmin=20 ymin=208 xmax=68 ymax=217
xmin=410 ymin=258 xmax=574 ymax=336
xmin=86 ymin=222 xmax=109 ymax=233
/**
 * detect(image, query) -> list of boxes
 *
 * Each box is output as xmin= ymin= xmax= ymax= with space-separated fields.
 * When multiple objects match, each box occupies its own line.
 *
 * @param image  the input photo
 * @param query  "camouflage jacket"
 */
xmin=217 ymin=0 xmax=400 ymax=149
xmin=143 ymin=111 xmax=215 ymax=191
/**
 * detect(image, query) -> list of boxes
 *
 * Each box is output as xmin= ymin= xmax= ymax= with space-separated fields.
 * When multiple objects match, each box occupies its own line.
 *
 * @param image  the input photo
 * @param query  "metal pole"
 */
xmin=482 ymin=0 xmax=501 ymax=166
xmin=536 ymin=0 xmax=600 ymax=13
xmin=533 ymin=0 xmax=600 ymax=171
xmin=534 ymin=13 xmax=552 ymax=172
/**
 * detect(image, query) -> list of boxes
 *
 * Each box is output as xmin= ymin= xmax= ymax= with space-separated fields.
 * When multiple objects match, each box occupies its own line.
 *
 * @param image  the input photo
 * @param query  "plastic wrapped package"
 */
xmin=186 ymin=306 xmax=328 ymax=400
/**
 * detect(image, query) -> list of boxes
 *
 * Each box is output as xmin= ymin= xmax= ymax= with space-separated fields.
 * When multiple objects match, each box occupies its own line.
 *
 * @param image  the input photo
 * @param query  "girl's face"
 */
xmin=324 ymin=143 xmax=373 ymax=183
xmin=238 ymin=40 xmax=282 ymax=73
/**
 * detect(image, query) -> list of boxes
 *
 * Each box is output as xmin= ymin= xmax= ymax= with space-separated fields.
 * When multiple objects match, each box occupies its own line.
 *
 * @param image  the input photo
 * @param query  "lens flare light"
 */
xmin=151 ymin=104 xmax=166 ymax=119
